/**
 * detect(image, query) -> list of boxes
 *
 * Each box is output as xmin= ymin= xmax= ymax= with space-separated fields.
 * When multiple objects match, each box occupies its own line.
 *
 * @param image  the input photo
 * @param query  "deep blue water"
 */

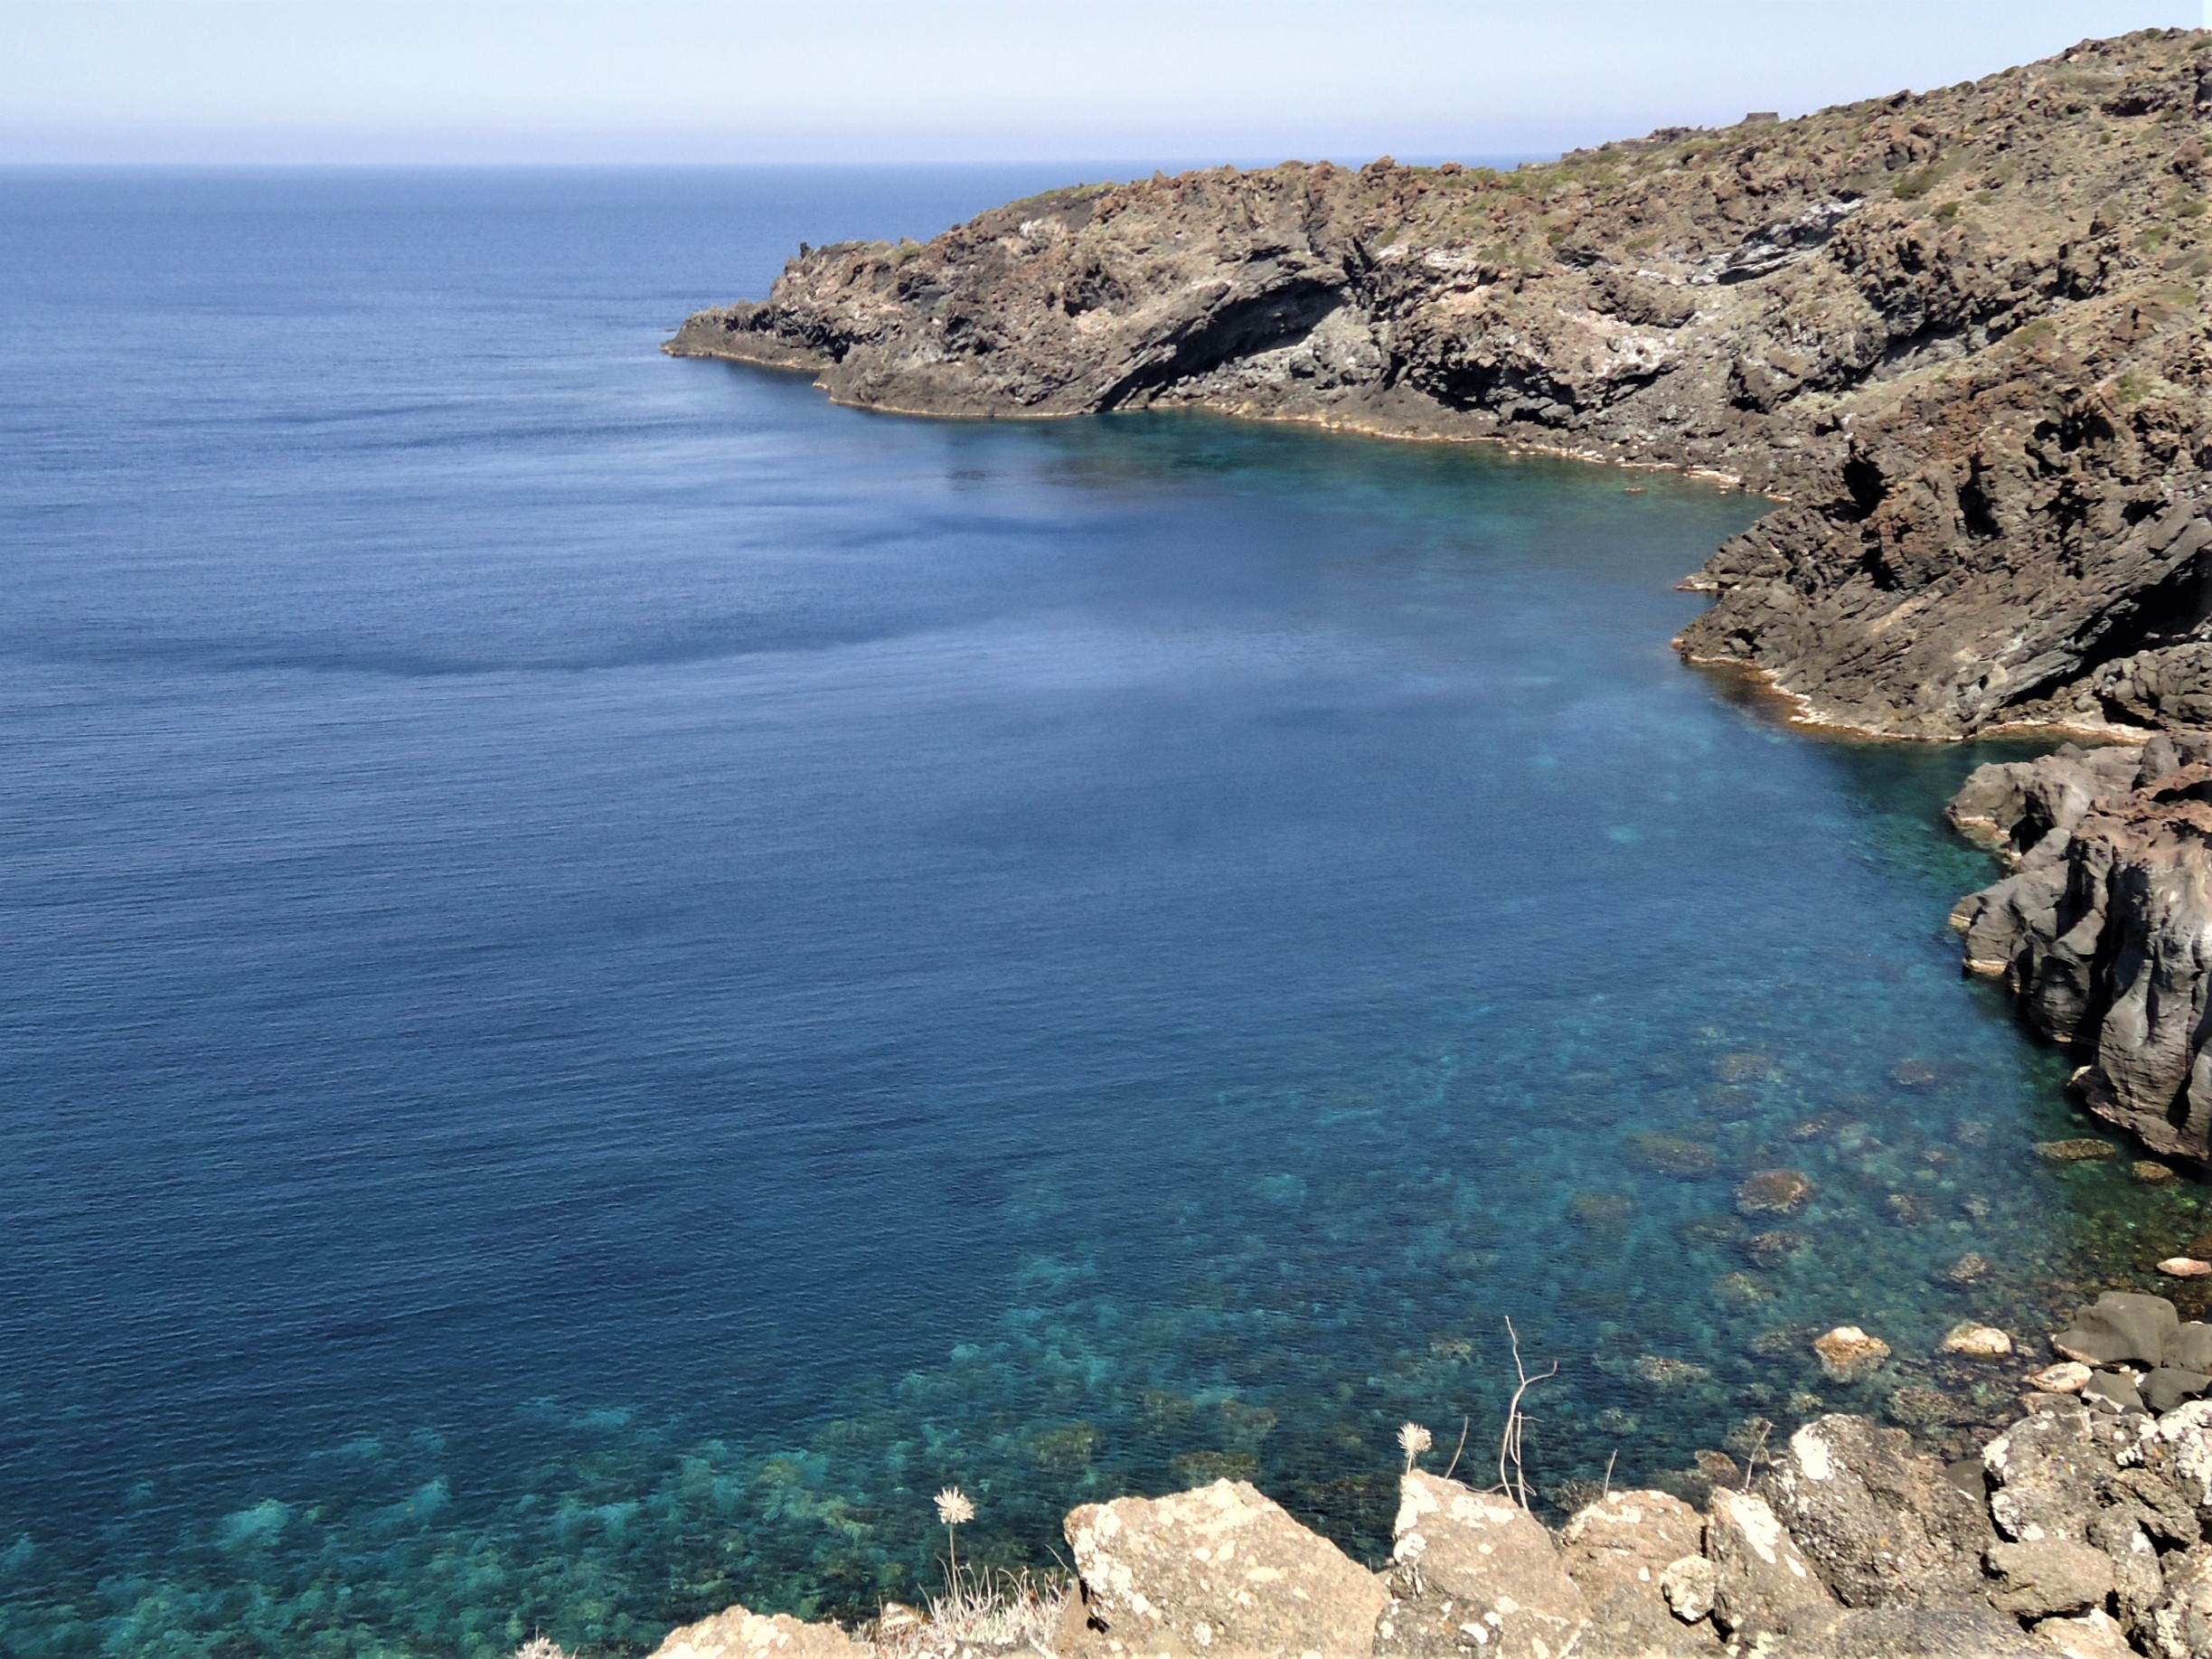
xmin=0 ymin=169 xmax=2198 ymax=1657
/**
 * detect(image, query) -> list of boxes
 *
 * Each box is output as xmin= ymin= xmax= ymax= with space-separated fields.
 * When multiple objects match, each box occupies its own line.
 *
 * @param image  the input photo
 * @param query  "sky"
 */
xmin=0 ymin=0 xmax=2205 ymax=166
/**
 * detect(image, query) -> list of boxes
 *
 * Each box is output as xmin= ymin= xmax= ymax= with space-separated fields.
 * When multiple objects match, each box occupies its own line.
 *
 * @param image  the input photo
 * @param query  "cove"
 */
xmin=0 ymin=169 xmax=2199 ymax=1657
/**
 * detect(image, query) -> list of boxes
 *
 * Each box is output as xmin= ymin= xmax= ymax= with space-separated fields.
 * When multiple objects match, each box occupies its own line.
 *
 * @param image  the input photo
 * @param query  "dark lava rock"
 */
xmin=2085 ymin=1372 xmax=2147 ymax=1414
xmin=2168 ymin=1322 xmax=2212 ymax=1373
xmin=2142 ymin=1368 xmax=2212 ymax=1414
xmin=2053 ymin=1291 xmax=2180 ymax=1368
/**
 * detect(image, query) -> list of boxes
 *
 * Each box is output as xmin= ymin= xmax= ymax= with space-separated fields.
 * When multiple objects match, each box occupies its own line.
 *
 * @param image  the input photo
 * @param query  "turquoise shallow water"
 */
xmin=0 ymin=169 xmax=2203 ymax=1656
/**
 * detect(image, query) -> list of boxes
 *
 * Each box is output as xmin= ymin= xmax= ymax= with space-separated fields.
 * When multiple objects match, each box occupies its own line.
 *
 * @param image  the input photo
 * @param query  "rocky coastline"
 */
xmin=618 ymin=1291 xmax=2212 ymax=1659
xmin=670 ymin=30 xmax=2212 ymax=744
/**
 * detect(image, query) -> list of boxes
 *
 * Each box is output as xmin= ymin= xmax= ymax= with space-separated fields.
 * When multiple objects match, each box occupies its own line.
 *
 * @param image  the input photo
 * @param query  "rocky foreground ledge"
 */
xmin=621 ymin=1292 xmax=2212 ymax=1659
xmin=670 ymin=30 xmax=2212 ymax=741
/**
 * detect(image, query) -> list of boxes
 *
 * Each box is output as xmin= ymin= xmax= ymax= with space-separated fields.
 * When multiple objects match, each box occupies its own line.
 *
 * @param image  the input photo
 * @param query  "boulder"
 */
xmin=1060 ymin=1479 xmax=1388 ymax=1659
xmin=1983 ymin=1403 xmax=2138 ymax=1544
xmin=2170 ymin=1324 xmax=2212 ymax=1373
xmin=1987 ymin=1538 xmax=2117 ymax=1617
xmin=1753 ymin=1606 xmax=2048 ymax=1656
xmin=2147 ymin=1544 xmax=2212 ymax=1659
xmin=2085 ymin=1372 xmax=2146 ymax=1414
xmin=646 ymin=1604 xmax=867 ymax=1659
xmin=2035 ymin=1608 xmax=2137 ymax=1659
xmin=1557 ymin=1491 xmax=1720 ymax=1656
xmin=1763 ymin=1415 xmax=1996 ymax=1609
xmin=2144 ymin=1370 xmax=2212 ymax=1414
xmin=2135 ymin=1400 xmax=2212 ymax=1512
xmin=1378 ymin=1472 xmax=1588 ymax=1659
xmin=2034 ymin=1362 xmax=2095 ymax=1394
xmin=1661 ymin=1556 xmax=1718 ymax=1623
xmin=1704 ymin=1487 xmax=1837 ymax=1641
xmin=2053 ymin=1293 xmax=2180 ymax=1368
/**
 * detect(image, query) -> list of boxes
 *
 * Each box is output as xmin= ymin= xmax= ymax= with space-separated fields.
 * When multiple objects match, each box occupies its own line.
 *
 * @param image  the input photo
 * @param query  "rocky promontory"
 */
xmin=671 ymin=29 xmax=2212 ymax=740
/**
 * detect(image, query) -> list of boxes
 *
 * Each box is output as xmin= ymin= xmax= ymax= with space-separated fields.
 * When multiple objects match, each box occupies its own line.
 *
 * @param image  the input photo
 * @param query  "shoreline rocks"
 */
xmin=642 ymin=1289 xmax=2212 ymax=1659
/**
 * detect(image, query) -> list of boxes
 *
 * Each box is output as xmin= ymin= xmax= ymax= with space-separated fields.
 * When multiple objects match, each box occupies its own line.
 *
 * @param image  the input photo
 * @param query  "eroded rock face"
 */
xmin=1557 ymin=1490 xmax=1721 ymax=1655
xmin=645 ymin=1603 xmax=867 ymax=1659
xmin=1379 ymin=1472 xmax=1589 ymax=1658
xmin=672 ymin=31 xmax=2212 ymax=741
xmin=1060 ymin=1478 xmax=1388 ymax=1658
xmin=1765 ymin=1415 xmax=1996 ymax=1608
xmin=1952 ymin=744 xmax=2212 ymax=1161
xmin=1704 ymin=1487 xmax=1837 ymax=1641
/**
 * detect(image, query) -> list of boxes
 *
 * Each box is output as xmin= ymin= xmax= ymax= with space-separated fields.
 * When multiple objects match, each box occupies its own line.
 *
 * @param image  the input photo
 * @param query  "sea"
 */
xmin=0 ymin=167 xmax=2195 ymax=1657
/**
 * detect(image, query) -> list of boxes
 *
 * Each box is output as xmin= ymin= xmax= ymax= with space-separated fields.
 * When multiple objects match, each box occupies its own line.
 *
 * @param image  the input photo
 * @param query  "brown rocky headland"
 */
xmin=671 ymin=29 xmax=2212 ymax=743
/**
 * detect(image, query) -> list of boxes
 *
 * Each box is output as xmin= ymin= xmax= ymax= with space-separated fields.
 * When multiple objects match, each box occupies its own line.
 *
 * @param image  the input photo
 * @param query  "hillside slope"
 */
xmin=671 ymin=30 xmax=2212 ymax=740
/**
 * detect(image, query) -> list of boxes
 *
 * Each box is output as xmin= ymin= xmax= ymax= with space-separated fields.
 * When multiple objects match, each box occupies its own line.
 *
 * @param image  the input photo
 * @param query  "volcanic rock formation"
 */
xmin=1952 ymin=733 xmax=2212 ymax=1162
xmin=671 ymin=30 xmax=2212 ymax=740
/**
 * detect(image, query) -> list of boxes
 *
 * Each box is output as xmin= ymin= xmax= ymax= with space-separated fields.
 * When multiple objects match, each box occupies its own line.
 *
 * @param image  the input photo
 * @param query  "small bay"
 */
xmin=0 ymin=168 xmax=2193 ymax=1655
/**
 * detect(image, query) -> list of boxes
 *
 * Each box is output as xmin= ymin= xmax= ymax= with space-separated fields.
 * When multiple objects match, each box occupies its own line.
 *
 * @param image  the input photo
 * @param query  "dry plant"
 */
xmin=1497 ymin=1315 xmax=1559 ymax=1511
xmin=934 ymin=1485 xmax=975 ymax=1585
xmin=1398 ymin=1421 xmax=1433 ymax=1474
xmin=874 ymin=1568 xmax=1072 ymax=1658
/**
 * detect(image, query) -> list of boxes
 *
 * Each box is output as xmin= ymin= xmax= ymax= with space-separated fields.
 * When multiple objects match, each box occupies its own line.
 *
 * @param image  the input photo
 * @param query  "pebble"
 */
xmin=2029 ymin=1361 xmax=2093 ymax=1393
xmin=1940 ymin=1321 xmax=2013 ymax=1357
xmin=2159 ymin=1258 xmax=2212 ymax=1277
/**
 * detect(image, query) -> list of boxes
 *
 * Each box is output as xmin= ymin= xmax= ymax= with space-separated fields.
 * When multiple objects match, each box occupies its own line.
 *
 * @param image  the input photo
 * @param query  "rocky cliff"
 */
xmin=1953 ymin=734 xmax=2212 ymax=1163
xmin=671 ymin=29 xmax=2212 ymax=740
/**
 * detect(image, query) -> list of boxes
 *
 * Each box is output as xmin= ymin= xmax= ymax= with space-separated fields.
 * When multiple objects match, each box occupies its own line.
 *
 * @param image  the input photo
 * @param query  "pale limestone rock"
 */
xmin=1940 ymin=1322 xmax=2013 ymax=1356
xmin=646 ymin=1603 xmax=866 ymax=1659
xmin=1061 ymin=1478 xmax=1388 ymax=1659
xmin=2033 ymin=1608 xmax=2136 ymax=1659
xmin=2031 ymin=1362 xmax=2094 ymax=1394
xmin=1379 ymin=1471 xmax=1589 ymax=1659
xmin=1705 ymin=1487 xmax=1836 ymax=1641
xmin=1557 ymin=1491 xmax=1719 ymax=1654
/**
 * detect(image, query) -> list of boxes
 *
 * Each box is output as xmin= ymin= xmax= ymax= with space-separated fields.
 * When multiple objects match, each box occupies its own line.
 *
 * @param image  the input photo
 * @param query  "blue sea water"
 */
xmin=0 ymin=168 xmax=2199 ymax=1657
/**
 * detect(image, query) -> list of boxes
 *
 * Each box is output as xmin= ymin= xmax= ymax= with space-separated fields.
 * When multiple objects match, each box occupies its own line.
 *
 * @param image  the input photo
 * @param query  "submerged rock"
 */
xmin=1811 ymin=1326 xmax=1890 ymax=1384
xmin=1735 ymin=1170 xmax=1816 ymax=1218
xmin=1939 ymin=1322 xmax=2012 ymax=1357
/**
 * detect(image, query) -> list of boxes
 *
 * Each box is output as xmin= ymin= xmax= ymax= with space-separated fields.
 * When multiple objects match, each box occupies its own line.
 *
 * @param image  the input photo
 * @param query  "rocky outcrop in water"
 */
xmin=670 ymin=31 xmax=2212 ymax=740
xmin=1950 ymin=733 xmax=2212 ymax=1162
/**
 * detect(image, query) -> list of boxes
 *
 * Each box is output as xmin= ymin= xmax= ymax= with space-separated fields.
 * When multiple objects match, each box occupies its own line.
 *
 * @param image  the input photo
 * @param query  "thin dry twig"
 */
xmin=1441 ymin=1413 xmax=1473 ymax=1483
xmin=1498 ymin=1315 xmax=1561 ymax=1510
